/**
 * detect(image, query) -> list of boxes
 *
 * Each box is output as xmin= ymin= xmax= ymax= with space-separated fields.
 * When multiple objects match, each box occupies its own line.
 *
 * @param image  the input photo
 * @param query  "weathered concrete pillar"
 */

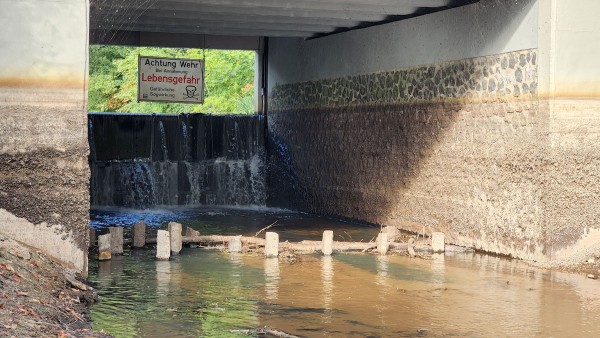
xmin=132 ymin=221 xmax=146 ymax=248
xmin=229 ymin=235 xmax=242 ymax=253
xmin=168 ymin=222 xmax=183 ymax=255
xmin=156 ymin=230 xmax=171 ymax=261
xmin=377 ymin=232 xmax=389 ymax=255
xmin=407 ymin=237 xmax=416 ymax=257
xmin=98 ymin=234 xmax=111 ymax=261
xmin=322 ymin=230 xmax=334 ymax=256
xmin=432 ymin=232 xmax=445 ymax=253
xmin=265 ymin=232 xmax=279 ymax=258
xmin=109 ymin=227 xmax=123 ymax=255
xmin=89 ymin=227 xmax=96 ymax=247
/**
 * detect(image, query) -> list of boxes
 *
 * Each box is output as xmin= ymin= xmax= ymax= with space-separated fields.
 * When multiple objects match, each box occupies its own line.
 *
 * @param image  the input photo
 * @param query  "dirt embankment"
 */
xmin=0 ymin=235 xmax=110 ymax=338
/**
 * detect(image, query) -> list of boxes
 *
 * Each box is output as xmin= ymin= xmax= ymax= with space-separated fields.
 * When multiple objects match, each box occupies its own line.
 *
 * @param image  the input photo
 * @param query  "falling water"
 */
xmin=89 ymin=113 xmax=266 ymax=208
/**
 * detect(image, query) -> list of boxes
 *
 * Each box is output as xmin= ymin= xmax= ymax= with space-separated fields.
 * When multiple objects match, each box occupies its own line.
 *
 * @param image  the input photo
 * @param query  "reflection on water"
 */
xmin=264 ymin=258 xmax=280 ymax=302
xmin=321 ymin=256 xmax=334 ymax=315
xmin=89 ymin=209 xmax=600 ymax=337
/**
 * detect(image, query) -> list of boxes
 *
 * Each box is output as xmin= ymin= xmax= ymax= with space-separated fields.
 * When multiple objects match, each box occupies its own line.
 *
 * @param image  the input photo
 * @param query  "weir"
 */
xmin=88 ymin=113 xmax=266 ymax=208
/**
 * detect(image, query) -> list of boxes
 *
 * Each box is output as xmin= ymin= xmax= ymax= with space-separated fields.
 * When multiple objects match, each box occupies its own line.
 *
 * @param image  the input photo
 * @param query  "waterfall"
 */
xmin=89 ymin=113 xmax=266 ymax=208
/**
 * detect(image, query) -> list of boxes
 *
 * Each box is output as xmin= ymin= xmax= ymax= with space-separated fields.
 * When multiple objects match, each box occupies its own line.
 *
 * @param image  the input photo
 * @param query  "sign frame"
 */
xmin=137 ymin=55 xmax=205 ymax=104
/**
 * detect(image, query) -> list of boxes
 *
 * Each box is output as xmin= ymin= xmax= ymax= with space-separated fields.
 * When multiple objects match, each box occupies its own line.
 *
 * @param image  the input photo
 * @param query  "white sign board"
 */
xmin=138 ymin=56 xmax=204 ymax=104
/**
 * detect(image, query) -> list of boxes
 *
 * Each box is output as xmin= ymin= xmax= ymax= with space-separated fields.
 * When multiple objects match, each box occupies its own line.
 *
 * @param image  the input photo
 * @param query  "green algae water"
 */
xmin=88 ymin=207 xmax=600 ymax=337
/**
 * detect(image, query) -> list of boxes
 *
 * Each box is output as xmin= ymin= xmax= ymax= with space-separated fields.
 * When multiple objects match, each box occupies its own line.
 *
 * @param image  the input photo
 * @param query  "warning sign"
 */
xmin=138 ymin=56 xmax=204 ymax=104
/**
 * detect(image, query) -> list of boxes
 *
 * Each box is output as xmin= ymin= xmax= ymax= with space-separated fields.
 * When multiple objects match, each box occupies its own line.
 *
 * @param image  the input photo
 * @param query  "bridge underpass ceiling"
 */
xmin=90 ymin=0 xmax=478 ymax=48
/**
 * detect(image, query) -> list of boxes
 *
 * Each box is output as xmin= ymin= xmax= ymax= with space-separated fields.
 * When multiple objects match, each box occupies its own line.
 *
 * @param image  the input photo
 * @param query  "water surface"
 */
xmin=89 ymin=208 xmax=600 ymax=337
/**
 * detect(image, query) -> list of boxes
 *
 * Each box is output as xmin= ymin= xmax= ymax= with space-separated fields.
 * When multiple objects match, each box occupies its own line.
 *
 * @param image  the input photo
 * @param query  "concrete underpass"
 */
xmin=0 ymin=0 xmax=599 ymax=278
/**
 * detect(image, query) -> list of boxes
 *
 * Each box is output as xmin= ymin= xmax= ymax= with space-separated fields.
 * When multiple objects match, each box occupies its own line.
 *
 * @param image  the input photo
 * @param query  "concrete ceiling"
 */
xmin=90 ymin=0 xmax=477 ymax=43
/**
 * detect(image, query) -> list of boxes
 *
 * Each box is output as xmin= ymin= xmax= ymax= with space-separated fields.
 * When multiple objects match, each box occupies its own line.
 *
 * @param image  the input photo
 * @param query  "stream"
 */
xmin=88 ymin=207 xmax=600 ymax=337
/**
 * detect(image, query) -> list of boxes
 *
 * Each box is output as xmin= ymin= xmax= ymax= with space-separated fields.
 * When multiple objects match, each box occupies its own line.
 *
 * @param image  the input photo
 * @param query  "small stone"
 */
xmin=515 ymin=68 xmax=523 ymax=83
xmin=185 ymin=227 xmax=200 ymax=237
xmin=488 ymin=79 xmax=496 ymax=92
xmin=519 ymin=54 xmax=527 ymax=67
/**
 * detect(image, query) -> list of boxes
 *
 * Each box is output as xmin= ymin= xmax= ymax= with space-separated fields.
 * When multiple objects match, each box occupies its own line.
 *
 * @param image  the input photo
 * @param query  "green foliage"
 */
xmin=88 ymin=46 xmax=256 ymax=114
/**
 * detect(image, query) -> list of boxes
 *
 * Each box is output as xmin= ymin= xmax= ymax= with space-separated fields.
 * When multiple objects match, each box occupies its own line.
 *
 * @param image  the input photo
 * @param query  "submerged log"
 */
xmin=231 ymin=328 xmax=300 ymax=338
xmin=144 ymin=235 xmax=431 ymax=254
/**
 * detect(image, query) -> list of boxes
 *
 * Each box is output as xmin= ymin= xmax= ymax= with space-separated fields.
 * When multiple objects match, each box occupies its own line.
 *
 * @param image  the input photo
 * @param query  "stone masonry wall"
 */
xmin=268 ymin=49 xmax=556 ymax=262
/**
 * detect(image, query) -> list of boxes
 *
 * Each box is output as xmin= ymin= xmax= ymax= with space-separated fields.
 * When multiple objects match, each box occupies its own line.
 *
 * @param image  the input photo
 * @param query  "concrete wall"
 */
xmin=269 ymin=0 xmax=539 ymax=86
xmin=0 ymin=0 xmax=90 ymax=275
xmin=536 ymin=0 xmax=600 ymax=264
xmin=267 ymin=0 xmax=600 ymax=266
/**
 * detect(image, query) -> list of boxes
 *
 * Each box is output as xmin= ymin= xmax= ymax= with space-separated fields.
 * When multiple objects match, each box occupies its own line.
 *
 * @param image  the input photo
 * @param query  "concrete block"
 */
xmin=109 ymin=227 xmax=123 ymax=255
xmin=185 ymin=226 xmax=200 ymax=237
xmin=168 ymin=222 xmax=183 ymax=255
xmin=89 ymin=227 xmax=96 ymax=247
xmin=265 ymin=232 xmax=279 ymax=258
xmin=377 ymin=232 xmax=389 ymax=255
xmin=229 ymin=235 xmax=242 ymax=253
xmin=322 ymin=230 xmax=334 ymax=256
xmin=407 ymin=237 xmax=416 ymax=257
xmin=432 ymin=232 xmax=445 ymax=253
xmin=132 ymin=221 xmax=146 ymax=248
xmin=98 ymin=234 xmax=111 ymax=261
xmin=156 ymin=230 xmax=170 ymax=261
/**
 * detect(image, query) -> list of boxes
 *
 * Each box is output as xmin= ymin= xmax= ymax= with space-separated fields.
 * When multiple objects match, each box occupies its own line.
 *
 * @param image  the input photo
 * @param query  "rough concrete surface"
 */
xmin=0 ymin=148 xmax=90 ymax=246
xmin=268 ymin=49 xmax=600 ymax=266
xmin=0 ymin=86 xmax=90 ymax=274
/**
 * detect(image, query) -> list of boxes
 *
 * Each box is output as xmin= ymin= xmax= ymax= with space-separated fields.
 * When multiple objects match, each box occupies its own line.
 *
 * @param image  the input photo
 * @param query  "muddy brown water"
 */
xmin=89 ymin=207 xmax=600 ymax=337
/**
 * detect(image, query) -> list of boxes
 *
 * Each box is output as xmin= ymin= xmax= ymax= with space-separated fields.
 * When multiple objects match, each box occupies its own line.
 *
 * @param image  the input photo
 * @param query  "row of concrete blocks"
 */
xmin=95 ymin=223 xmax=446 ymax=261
xmin=96 ymin=222 xmax=186 ymax=261
xmin=95 ymin=221 xmax=245 ymax=261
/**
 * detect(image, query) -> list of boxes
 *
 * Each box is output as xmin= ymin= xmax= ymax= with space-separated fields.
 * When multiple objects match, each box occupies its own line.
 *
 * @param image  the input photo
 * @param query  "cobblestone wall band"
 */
xmin=271 ymin=49 xmax=537 ymax=110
